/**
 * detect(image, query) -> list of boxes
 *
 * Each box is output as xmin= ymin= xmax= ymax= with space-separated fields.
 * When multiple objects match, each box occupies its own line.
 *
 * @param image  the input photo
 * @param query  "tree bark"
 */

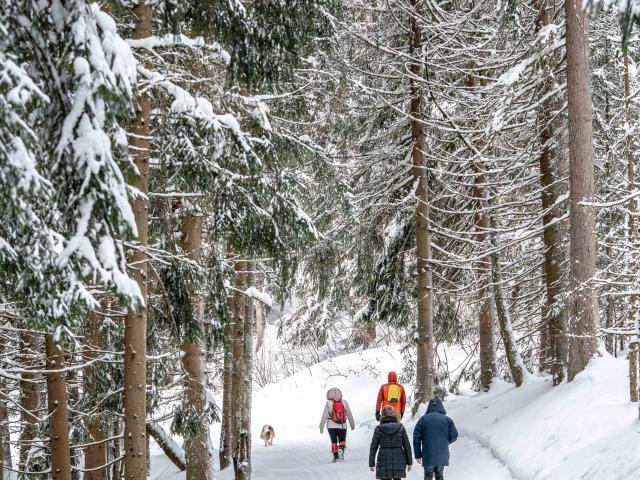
xmin=46 ymin=335 xmax=72 ymax=480
xmin=124 ymin=3 xmax=152 ymax=479
xmin=219 ymin=316 xmax=233 ymax=471
xmin=84 ymin=312 xmax=107 ymax=480
xmin=255 ymin=300 xmax=266 ymax=353
xmin=538 ymin=0 xmax=568 ymax=384
xmin=0 ymin=363 xmax=11 ymax=478
xmin=112 ymin=419 xmax=124 ymax=480
xmin=409 ymin=0 xmax=434 ymax=414
xmin=565 ymin=0 xmax=598 ymax=382
xmin=474 ymin=173 xmax=497 ymax=391
xmin=230 ymin=262 xmax=247 ymax=472
xmin=235 ymin=266 xmax=255 ymax=480
xmin=489 ymin=227 xmax=527 ymax=387
xmin=623 ymin=49 xmax=639 ymax=402
xmin=466 ymin=70 xmax=497 ymax=392
xmin=19 ymin=330 xmax=40 ymax=473
xmin=179 ymin=211 xmax=214 ymax=480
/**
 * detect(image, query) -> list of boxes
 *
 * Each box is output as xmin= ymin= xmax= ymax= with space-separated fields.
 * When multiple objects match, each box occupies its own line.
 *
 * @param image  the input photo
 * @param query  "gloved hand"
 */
xmin=375 ymin=411 xmax=380 ymax=421
xmin=369 ymin=467 xmax=375 ymax=472
xmin=400 ymin=412 xmax=404 ymax=420
xmin=407 ymin=465 xmax=412 ymax=472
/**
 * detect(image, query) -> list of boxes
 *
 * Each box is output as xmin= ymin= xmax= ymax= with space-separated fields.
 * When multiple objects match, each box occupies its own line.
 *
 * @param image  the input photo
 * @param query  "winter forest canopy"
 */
xmin=1 ymin=0 xmax=640 ymax=479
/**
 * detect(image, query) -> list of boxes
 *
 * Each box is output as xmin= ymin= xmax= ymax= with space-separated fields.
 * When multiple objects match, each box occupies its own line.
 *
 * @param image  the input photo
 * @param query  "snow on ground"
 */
xmin=150 ymin=345 xmax=639 ymax=480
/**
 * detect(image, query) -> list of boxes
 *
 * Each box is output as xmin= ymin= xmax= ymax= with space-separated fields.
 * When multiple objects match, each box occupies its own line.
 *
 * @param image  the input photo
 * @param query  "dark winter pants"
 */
xmin=327 ymin=428 xmax=347 ymax=452
xmin=424 ymin=465 xmax=445 ymax=480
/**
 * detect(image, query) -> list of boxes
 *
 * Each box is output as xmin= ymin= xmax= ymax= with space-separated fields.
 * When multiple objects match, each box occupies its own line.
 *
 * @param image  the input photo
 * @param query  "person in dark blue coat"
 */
xmin=412 ymin=397 xmax=458 ymax=480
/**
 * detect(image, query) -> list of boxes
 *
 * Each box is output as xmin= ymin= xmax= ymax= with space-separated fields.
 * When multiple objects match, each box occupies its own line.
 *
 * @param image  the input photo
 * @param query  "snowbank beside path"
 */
xmin=447 ymin=352 xmax=640 ymax=480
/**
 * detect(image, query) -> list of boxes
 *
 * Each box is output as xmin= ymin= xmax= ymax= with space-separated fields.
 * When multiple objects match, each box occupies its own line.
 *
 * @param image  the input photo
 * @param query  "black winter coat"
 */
xmin=369 ymin=416 xmax=412 ymax=479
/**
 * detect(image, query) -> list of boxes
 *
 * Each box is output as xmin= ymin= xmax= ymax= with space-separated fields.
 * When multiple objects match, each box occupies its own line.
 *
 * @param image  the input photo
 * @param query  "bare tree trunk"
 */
xmin=409 ymin=0 xmax=434 ymax=414
xmin=622 ymin=49 xmax=639 ymax=402
xmin=146 ymin=422 xmax=185 ymax=471
xmin=219 ymin=320 xmax=233 ymax=471
xmin=565 ymin=0 xmax=598 ymax=381
xmin=489 ymin=226 xmax=527 ymax=387
xmin=19 ymin=330 xmax=40 ymax=473
xmin=0 ymin=361 xmax=10 ymax=479
xmin=537 ymin=0 xmax=569 ymax=384
xmin=255 ymin=300 xmax=266 ymax=353
xmin=236 ymin=266 xmax=255 ymax=480
xmin=112 ymin=419 xmax=124 ymax=480
xmin=474 ymin=178 xmax=496 ymax=391
xmin=124 ymin=3 xmax=152 ymax=479
xmin=230 ymin=262 xmax=247 ymax=472
xmin=468 ymin=68 xmax=497 ymax=391
xmin=178 ymin=211 xmax=214 ymax=479
xmin=46 ymin=335 xmax=72 ymax=480
xmin=85 ymin=312 xmax=107 ymax=480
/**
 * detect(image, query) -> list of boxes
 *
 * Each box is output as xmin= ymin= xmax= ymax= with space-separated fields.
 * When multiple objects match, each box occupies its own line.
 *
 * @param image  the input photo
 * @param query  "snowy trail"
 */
xmin=151 ymin=432 xmax=515 ymax=480
xmin=150 ymin=347 xmax=516 ymax=480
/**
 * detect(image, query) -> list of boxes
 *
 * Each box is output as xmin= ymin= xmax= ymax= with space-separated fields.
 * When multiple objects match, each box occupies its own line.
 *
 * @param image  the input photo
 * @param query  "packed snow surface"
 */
xmin=150 ymin=346 xmax=639 ymax=480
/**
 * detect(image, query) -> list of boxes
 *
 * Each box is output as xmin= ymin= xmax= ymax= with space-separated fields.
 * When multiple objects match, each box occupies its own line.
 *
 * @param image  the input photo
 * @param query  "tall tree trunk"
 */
xmin=179 ymin=211 xmax=214 ymax=479
xmin=46 ymin=335 xmax=72 ymax=480
xmin=124 ymin=2 xmax=152 ymax=479
xmin=538 ymin=0 xmax=569 ymax=384
xmin=230 ymin=262 xmax=247 ymax=472
xmin=219 ymin=317 xmax=233 ymax=471
xmin=255 ymin=300 xmax=266 ymax=353
xmin=0 ymin=358 xmax=10 ymax=478
xmin=474 ymin=171 xmax=496 ymax=391
xmin=236 ymin=266 xmax=255 ymax=480
xmin=19 ymin=330 xmax=40 ymax=473
xmin=489 ymin=226 xmax=527 ymax=387
xmin=565 ymin=0 xmax=598 ymax=381
xmin=623 ymin=49 xmax=639 ymax=402
xmin=84 ymin=312 xmax=107 ymax=480
xmin=112 ymin=419 xmax=124 ymax=480
xmin=466 ymin=70 xmax=497 ymax=392
xmin=409 ymin=0 xmax=434 ymax=414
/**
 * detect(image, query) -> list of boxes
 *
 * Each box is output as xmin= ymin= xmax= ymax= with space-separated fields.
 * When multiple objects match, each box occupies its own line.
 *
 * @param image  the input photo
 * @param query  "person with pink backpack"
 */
xmin=319 ymin=387 xmax=356 ymax=462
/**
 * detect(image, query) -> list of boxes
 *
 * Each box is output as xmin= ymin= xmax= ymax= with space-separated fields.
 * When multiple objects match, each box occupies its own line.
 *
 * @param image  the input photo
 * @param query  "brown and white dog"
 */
xmin=260 ymin=425 xmax=275 ymax=447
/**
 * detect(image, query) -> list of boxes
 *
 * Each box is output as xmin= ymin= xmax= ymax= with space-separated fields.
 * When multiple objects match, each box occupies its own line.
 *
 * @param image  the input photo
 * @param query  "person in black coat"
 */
xmin=413 ymin=397 xmax=458 ymax=480
xmin=369 ymin=406 xmax=412 ymax=480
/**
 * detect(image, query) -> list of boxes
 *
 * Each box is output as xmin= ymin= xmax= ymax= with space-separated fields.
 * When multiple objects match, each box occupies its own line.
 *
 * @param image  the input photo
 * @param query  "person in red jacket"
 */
xmin=375 ymin=371 xmax=406 ymax=421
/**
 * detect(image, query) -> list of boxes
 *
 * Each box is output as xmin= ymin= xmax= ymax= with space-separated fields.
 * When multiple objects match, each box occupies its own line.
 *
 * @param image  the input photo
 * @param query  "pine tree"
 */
xmin=566 ymin=0 xmax=598 ymax=382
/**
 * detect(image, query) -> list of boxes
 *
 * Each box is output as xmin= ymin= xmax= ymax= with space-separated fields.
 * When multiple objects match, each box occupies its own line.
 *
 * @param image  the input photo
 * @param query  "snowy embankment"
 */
xmin=447 ymin=351 xmax=640 ymax=480
xmin=150 ymin=346 xmax=639 ymax=480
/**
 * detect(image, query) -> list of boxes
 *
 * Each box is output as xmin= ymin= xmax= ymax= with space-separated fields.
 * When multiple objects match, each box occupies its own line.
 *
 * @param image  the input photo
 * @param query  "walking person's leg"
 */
xmin=328 ymin=428 xmax=339 ymax=460
xmin=423 ymin=465 xmax=435 ymax=480
xmin=434 ymin=466 xmax=445 ymax=480
xmin=337 ymin=428 xmax=347 ymax=459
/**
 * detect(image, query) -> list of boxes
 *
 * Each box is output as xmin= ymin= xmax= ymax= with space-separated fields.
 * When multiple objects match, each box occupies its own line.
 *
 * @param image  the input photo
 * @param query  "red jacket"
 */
xmin=376 ymin=371 xmax=406 ymax=416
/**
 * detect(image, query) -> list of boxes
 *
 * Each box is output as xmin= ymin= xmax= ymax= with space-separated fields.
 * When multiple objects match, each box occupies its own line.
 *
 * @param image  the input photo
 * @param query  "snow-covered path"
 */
xmin=151 ymin=431 xmax=515 ymax=480
xmin=212 ymin=435 xmax=515 ymax=480
xmin=150 ymin=346 xmax=516 ymax=480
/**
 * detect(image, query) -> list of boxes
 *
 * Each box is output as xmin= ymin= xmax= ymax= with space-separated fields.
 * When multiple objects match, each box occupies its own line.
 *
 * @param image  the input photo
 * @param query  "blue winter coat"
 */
xmin=412 ymin=398 xmax=458 ymax=466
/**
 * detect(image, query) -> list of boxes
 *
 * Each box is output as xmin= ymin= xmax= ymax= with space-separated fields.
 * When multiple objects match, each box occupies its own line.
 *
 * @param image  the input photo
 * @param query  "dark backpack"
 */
xmin=331 ymin=400 xmax=347 ymax=424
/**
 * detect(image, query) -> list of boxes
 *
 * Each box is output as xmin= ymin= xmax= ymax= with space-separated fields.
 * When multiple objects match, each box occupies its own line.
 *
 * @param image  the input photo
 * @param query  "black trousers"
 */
xmin=327 ymin=428 xmax=347 ymax=449
xmin=424 ymin=465 xmax=445 ymax=480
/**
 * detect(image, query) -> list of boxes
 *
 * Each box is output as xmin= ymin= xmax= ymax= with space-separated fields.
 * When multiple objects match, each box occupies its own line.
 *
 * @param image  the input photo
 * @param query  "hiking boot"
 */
xmin=332 ymin=451 xmax=339 ymax=462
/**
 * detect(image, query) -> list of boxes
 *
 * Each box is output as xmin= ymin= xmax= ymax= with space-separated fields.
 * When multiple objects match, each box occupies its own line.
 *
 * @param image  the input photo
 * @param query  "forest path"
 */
xmin=150 ymin=346 xmax=516 ymax=480
xmin=216 ymin=433 xmax=517 ymax=480
xmin=151 ymin=430 xmax=516 ymax=480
